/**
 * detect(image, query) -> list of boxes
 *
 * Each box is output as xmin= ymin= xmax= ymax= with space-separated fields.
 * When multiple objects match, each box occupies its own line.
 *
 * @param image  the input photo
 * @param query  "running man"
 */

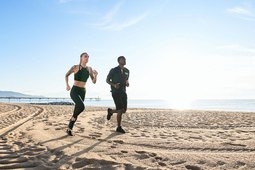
xmin=106 ymin=56 xmax=129 ymax=133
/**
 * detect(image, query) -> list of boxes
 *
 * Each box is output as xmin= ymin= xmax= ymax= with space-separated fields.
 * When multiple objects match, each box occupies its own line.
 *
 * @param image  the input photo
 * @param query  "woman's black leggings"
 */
xmin=68 ymin=86 xmax=86 ymax=130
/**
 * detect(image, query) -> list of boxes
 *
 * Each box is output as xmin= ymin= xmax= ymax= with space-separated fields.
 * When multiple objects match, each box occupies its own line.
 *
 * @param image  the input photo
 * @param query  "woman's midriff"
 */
xmin=74 ymin=80 xmax=86 ymax=88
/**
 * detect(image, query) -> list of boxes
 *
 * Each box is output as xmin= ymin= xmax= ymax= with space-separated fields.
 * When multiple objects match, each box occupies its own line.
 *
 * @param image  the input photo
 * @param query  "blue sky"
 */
xmin=1 ymin=0 xmax=255 ymax=101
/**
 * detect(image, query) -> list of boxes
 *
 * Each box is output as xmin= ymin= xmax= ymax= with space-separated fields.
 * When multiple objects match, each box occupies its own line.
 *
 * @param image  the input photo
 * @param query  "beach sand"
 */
xmin=0 ymin=102 xmax=255 ymax=170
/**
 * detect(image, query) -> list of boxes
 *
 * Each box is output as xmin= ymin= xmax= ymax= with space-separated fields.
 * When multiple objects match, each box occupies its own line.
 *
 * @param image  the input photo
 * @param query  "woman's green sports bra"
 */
xmin=74 ymin=65 xmax=89 ymax=82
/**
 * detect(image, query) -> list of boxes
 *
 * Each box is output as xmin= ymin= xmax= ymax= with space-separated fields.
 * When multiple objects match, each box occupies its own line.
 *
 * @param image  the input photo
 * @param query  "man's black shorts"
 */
xmin=112 ymin=90 xmax=127 ymax=112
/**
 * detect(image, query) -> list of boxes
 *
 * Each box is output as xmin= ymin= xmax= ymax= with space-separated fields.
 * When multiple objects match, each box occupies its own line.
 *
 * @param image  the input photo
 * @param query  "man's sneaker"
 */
xmin=116 ymin=126 xmax=125 ymax=133
xmin=66 ymin=129 xmax=73 ymax=136
xmin=107 ymin=108 xmax=113 ymax=120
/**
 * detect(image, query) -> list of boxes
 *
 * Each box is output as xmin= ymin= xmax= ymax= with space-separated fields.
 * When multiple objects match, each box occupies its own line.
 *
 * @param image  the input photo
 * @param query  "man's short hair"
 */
xmin=118 ymin=56 xmax=125 ymax=62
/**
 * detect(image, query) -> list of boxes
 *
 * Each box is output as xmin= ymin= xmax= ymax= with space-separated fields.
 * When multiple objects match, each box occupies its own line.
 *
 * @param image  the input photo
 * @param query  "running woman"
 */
xmin=65 ymin=52 xmax=98 ymax=136
xmin=106 ymin=56 xmax=129 ymax=133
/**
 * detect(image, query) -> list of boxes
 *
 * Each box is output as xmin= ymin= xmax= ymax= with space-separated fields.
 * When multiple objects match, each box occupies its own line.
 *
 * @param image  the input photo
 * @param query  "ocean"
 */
xmin=1 ymin=98 xmax=255 ymax=112
xmin=85 ymin=99 xmax=255 ymax=112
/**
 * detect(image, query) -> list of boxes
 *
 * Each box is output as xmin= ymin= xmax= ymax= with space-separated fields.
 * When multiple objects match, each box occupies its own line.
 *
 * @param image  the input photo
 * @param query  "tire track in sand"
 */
xmin=0 ymin=104 xmax=63 ymax=169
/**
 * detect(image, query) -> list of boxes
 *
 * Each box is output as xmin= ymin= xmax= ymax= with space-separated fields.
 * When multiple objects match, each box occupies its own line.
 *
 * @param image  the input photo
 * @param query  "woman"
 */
xmin=65 ymin=52 xmax=98 ymax=136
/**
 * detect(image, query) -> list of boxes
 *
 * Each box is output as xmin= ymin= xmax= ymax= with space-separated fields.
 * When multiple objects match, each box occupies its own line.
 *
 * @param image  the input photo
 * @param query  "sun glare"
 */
xmin=166 ymin=98 xmax=194 ymax=110
xmin=160 ymin=51 xmax=229 ymax=106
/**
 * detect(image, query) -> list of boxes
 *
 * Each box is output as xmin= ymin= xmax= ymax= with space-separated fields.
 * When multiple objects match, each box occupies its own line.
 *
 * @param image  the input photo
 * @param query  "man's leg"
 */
xmin=116 ymin=92 xmax=127 ymax=133
xmin=107 ymin=91 xmax=120 ymax=120
xmin=108 ymin=108 xmax=125 ymax=133
xmin=107 ymin=91 xmax=126 ymax=133
xmin=115 ymin=92 xmax=126 ymax=133
xmin=117 ymin=109 xmax=125 ymax=127
xmin=116 ymin=109 xmax=125 ymax=133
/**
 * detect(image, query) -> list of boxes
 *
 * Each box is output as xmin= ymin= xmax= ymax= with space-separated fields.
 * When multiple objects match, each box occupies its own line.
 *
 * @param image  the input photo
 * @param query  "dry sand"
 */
xmin=0 ymin=102 xmax=255 ymax=170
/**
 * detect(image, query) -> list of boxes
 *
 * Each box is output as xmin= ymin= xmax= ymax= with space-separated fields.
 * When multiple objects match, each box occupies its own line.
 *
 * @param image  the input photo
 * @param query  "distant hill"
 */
xmin=0 ymin=91 xmax=32 ymax=97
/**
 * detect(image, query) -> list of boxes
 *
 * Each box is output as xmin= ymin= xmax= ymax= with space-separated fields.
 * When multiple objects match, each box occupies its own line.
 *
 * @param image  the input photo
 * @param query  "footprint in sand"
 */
xmin=135 ymin=150 xmax=158 ymax=160
xmin=121 ymin=150 xmax=128 ymax=153
xmin=216 ymin=161 xmax=226 ymax=166
xmin=197 ymin=160 xmax=206 ymax=165
xmin=71 ymin=157 xmax=144 ymax=169
xmin=72 ymin=159 xmax=92 ymax=169
xmin=46 ymin=122 xmax=52 ymax=126
xmin=170 ymin=160 xmax=186 ymax=166
xmin=42 ymin=118 xmax=48 ymax=122
xmin=234 ymin=161 xmax=246 ymax=168
xmin=160 ymin=136 xmax=168 ymax=139
xmin=109 ymin=139 xmax=122 ymax=144
xmin=96 ymin=125 xmax=104 ymax=129
xmin=135 ymin=150 xmax=146 ymax=154
xmin=153 ymin=135 xmax=160 ymax=139
xmin=52 ymin=122 xmax=61 ymax=127
xmin=76 ymin=127 xmax=85 ymax=133
xmin=158 ymin=161 xmax=167 ymax=166
xmin=185 ymin=165 xmax=202 ymax=170
xmin=141 ymin=133 xmax=146 ymax=137
xmin=135 ymin=150 xmax=170 ymax=167
xmin=155 ymin=156 xmax=164 ymax=161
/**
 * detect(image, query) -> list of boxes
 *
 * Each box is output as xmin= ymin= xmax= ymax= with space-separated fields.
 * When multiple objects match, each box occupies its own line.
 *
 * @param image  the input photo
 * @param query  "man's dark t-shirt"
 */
xmin=107 ymin=66 xmax=129 ymax=92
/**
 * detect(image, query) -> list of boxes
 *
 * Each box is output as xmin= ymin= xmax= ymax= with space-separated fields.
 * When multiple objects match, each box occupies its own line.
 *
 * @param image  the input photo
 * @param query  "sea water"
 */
xmin=85 ymin=99 xmax=255 ymax=112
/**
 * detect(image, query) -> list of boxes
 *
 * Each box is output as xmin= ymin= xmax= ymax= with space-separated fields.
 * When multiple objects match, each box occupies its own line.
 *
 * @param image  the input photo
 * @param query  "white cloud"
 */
xmin=227 ymin=7 xmax=252 ymax=15
xmin=102 ymin=0 xmax=124 ymax=24
xmin=226 ymin=6 xmax=255 ymax=21
xmin=93 ymin=0 xmax=148 ymax=31
xmin=101 ymin=13 xmax=148 ymax=31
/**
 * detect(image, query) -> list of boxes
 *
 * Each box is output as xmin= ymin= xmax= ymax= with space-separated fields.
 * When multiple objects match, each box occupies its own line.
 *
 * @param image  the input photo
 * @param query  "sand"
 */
xmin=0 ymin=102 xmax=255 ymax=170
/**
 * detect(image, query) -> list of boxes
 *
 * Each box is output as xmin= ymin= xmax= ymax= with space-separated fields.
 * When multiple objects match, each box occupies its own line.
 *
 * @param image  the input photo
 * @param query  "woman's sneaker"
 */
xmin=116 ymin=126 xmax=125 ymax=133
xmin=66 ymin=129 xmax=73 ymax=136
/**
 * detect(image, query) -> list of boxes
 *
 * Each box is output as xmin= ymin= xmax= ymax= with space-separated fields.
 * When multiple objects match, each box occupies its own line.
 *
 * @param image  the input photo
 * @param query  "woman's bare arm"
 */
xmin=88 ymin=67 xmax=98 ymax=84
xmin=65 ymin=65 xmax=75 ymax=91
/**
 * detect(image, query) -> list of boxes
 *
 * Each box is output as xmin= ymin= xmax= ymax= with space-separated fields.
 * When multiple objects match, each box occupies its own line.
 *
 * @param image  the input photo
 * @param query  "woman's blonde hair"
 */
xmin=79 ymin=52 xmax=89 ymax=64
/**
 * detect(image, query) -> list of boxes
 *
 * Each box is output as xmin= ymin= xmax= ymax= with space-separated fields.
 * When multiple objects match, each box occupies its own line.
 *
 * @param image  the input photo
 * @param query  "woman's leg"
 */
xmin=68 ymin=87 xmax=85 ymax=132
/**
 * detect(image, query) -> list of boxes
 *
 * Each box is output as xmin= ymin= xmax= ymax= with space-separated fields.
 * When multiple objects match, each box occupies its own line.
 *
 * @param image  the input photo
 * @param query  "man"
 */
xmin=106 ymin=56 xmax=129 ymax=133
